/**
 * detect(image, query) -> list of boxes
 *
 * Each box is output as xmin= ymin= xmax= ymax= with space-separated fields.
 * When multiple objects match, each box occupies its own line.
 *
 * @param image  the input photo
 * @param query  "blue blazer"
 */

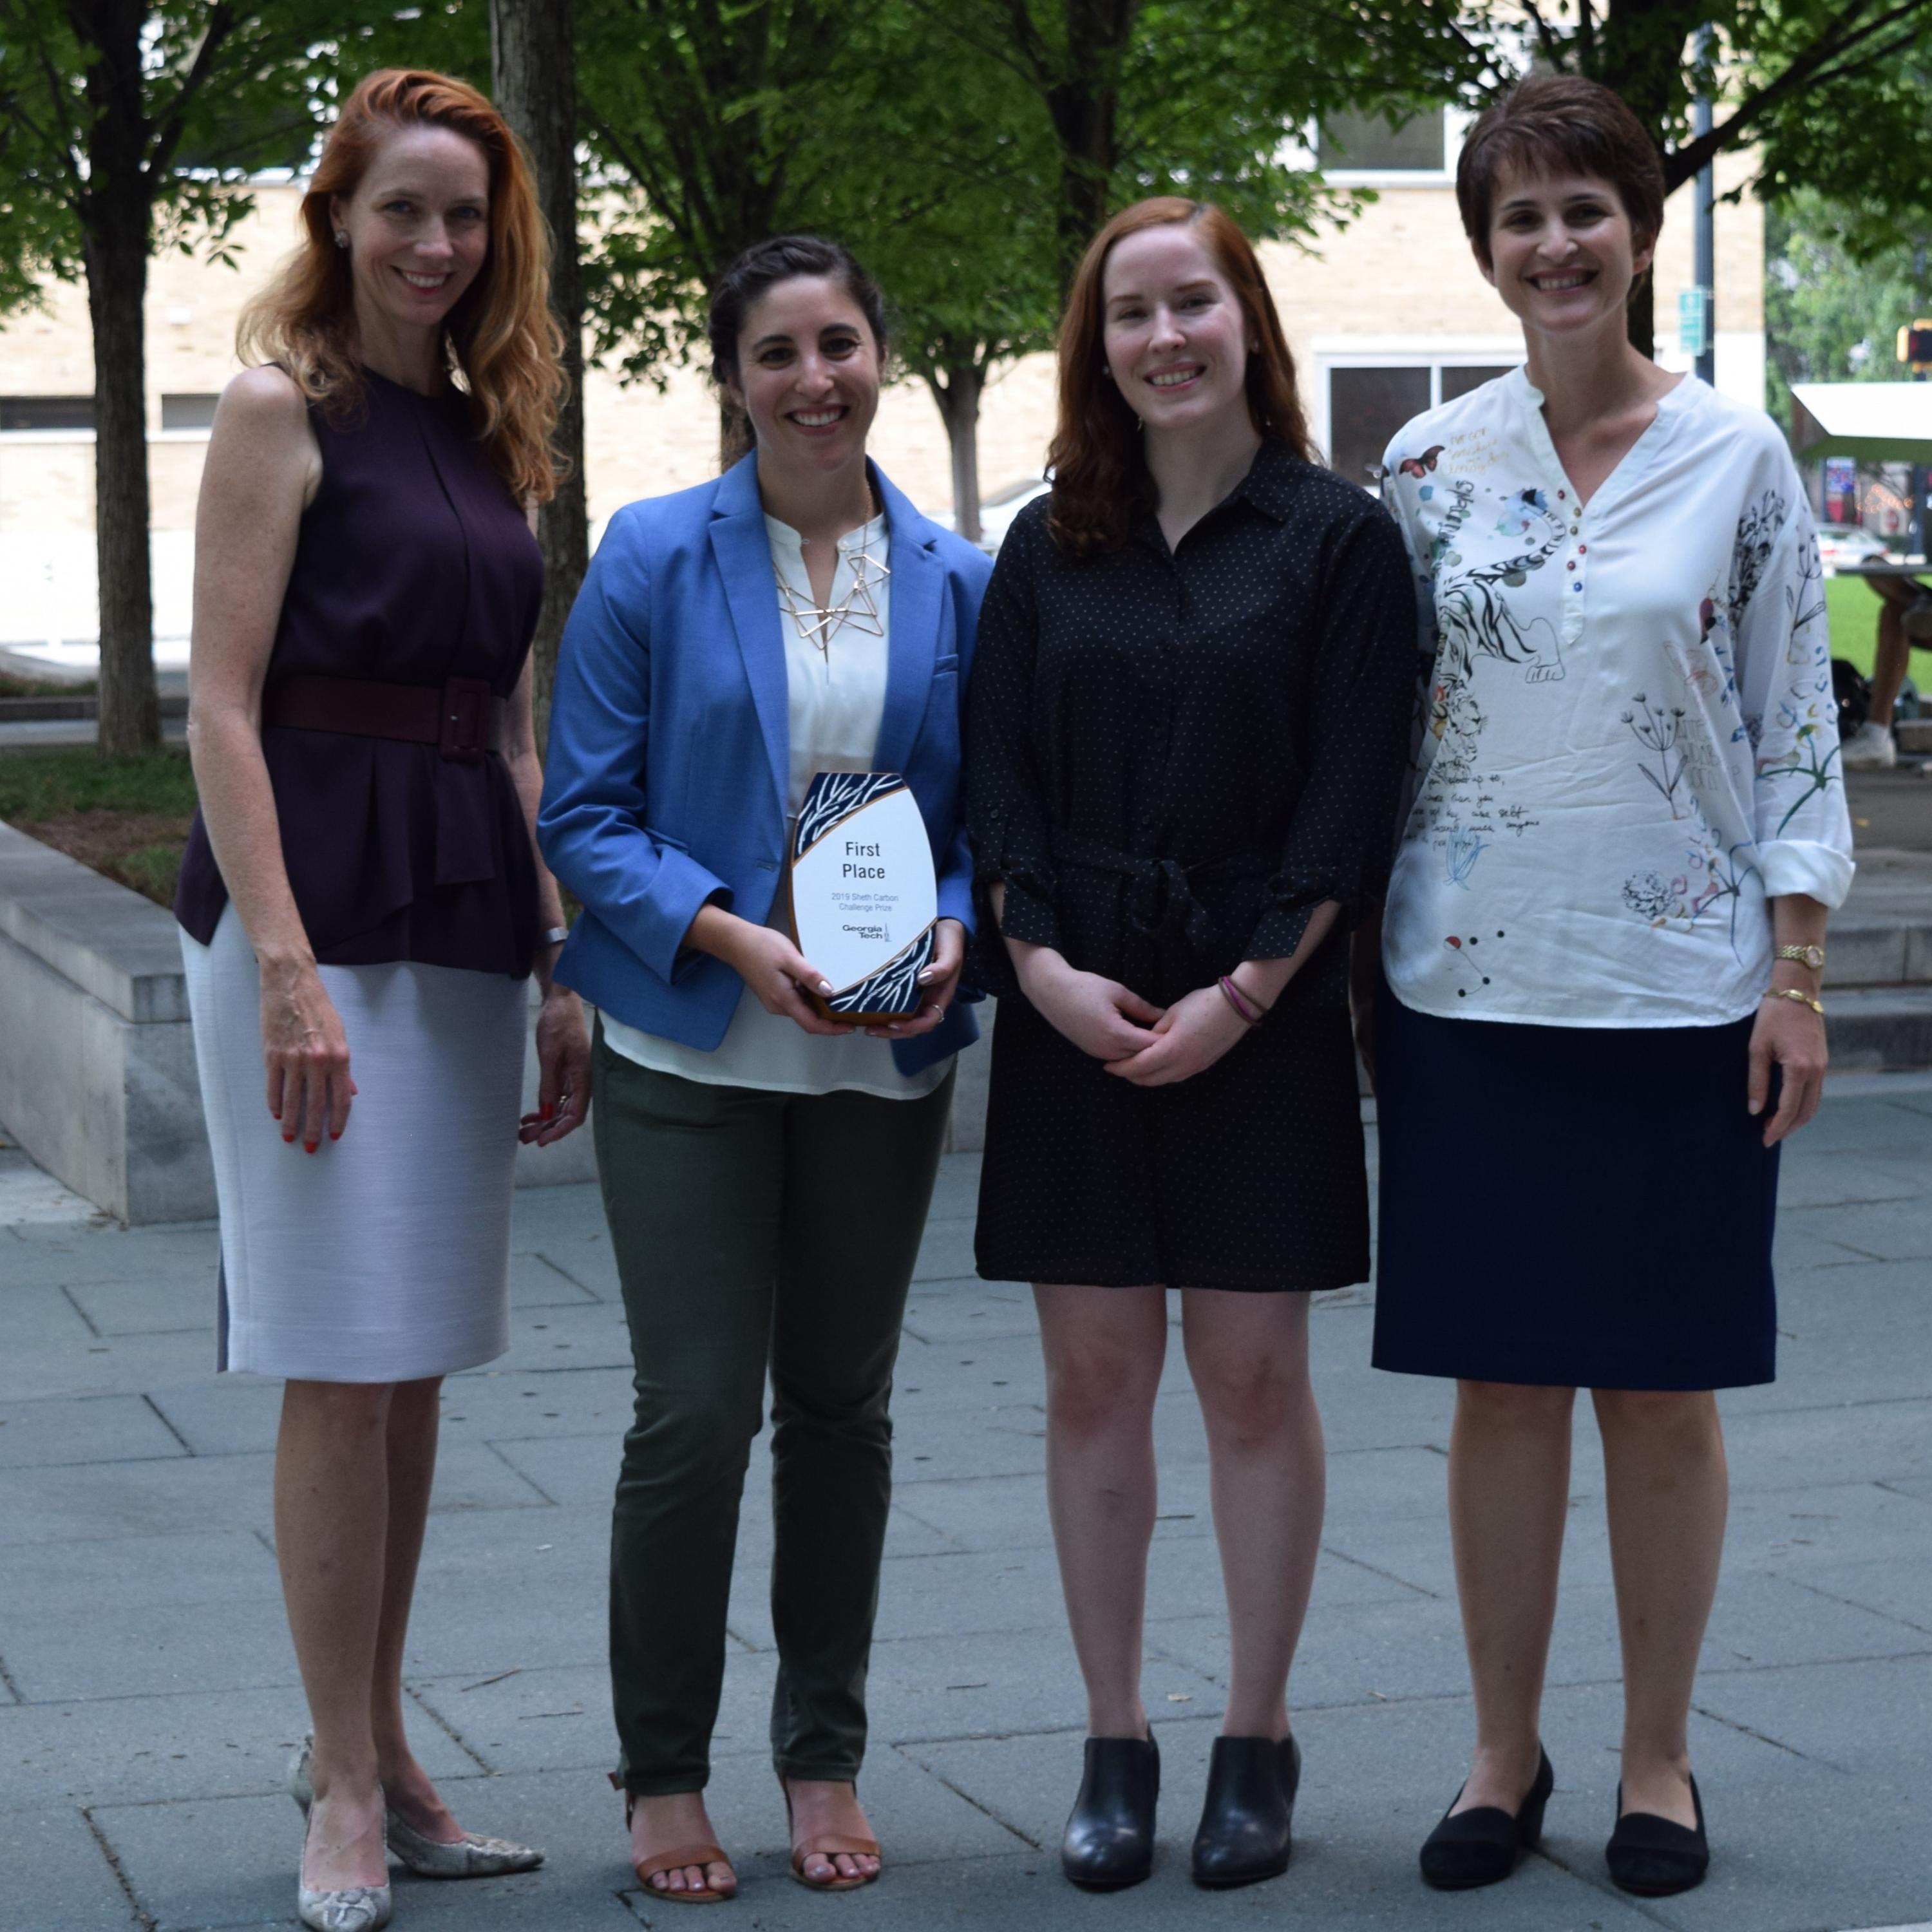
xmin=538 ymin=453 xmax=993 ymax=1075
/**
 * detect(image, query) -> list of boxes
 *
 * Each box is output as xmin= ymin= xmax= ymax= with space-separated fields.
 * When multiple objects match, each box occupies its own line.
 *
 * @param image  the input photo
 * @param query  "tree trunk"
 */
xmin=927 ymin=361 xmax=987 ymax=545
xmin=74 ymin=0 xmax=158 ymax=757
xmin=1627 ymin=274 xmax=1654 ymax=359
xmin=1043 ymin=0 xmax=1139 ymax=297
xmin=492 ymin=0 xmax=588 ymax=755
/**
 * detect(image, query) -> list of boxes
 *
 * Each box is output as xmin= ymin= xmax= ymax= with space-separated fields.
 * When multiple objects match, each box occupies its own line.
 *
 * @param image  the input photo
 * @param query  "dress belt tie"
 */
xmin=261 ymin=672 xmax=506 ymax=764
xmin=1048 ymin=831 xmax=1274 ymax=966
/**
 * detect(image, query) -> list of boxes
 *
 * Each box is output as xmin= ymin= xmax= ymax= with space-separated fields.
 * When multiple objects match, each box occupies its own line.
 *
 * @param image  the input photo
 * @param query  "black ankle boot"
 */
xmin=1606 ymin=1777 xmax=1709 ymax=1895
xmin=1062 ymin=1734 xmax=1159 ymax=1889
xmin=1418 ymin=1748 xmax=1554 ymax=1890
xmin=1191 ymin=1734 xmax=1300 ymax=1888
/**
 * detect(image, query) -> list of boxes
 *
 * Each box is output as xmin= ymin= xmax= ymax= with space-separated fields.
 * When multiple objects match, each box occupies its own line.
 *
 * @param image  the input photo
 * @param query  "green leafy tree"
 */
xmin=0 ymin=1 xmax=404 ymax=754
xmin=1763 ymin=189 xmax=1931 ymax=432
xmin=929 ymin=1 xmax=1492 ymax=298
xmin=570 ymin=0 xmax=1484 ymax=516
xmin=1435 ymin=1 xmax=1932 ymax=354
xmin=805 ymin=10 xmax=1061 ymax=540
xmin=574 ymin=0 xmax=865 ymax=459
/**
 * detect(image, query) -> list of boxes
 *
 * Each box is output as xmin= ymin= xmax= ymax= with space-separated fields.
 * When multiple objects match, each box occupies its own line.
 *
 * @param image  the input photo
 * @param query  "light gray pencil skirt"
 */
xmin=181 ymin=903 xmax=524 ymax=1381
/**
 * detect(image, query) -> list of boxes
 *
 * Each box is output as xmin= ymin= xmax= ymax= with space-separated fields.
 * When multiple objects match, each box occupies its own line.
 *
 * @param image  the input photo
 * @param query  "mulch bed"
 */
xmin=12 ymin=811 xmax=194 ymax=908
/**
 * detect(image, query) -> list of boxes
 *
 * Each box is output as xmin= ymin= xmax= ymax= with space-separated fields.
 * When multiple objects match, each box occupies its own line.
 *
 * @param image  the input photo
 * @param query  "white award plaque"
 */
xmin=788 ymin=772 xmax=939 ymax=1023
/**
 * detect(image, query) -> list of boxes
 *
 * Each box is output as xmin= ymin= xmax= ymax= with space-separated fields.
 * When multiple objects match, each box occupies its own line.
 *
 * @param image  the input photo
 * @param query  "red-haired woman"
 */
xmin=963 ymin=198 xmax=1414 ymax=1891
xmin=174 ymin=69 xmax=587 ymax=1931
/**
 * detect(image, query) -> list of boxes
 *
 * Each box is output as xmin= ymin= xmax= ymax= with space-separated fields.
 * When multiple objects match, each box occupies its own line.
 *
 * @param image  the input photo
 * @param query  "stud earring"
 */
xmin=334 ymin=231 xmax=349 ymax=249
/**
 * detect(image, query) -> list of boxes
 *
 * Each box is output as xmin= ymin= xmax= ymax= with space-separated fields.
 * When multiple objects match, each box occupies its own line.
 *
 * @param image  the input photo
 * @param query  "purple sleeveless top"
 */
xmin=175 ymin=368 xmax=544 ymax=977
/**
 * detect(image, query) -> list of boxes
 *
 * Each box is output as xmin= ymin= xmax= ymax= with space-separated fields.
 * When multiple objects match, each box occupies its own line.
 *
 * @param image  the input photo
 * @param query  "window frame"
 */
xmin=1312 ymin=106 xmax=1474 ymax=189
xmin=0 ymin=395 xmax=98 ymax=439
xmin=1311 ymin=343 xmax=1525 ymax=484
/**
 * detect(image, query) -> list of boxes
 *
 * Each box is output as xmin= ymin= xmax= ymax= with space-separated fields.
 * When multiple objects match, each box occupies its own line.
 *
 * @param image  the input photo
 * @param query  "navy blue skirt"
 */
xmin=1372 ymin=983 xmax=1779 ymax=1390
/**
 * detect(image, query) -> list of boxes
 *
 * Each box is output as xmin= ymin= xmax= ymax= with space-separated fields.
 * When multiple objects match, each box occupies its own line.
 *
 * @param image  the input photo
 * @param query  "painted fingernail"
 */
xmin=540 ymin=1101 xmax=555 ymax=1121
xmin=817 ymin=980 xmax=834 ymax=994
xmin=304 ymin=1142 xmax=317 ymax=1154
xmin=328 ymin=1130 xmax=341 ymax=1142
xmin=282 ymin=1133 xmax=296 ymax=1143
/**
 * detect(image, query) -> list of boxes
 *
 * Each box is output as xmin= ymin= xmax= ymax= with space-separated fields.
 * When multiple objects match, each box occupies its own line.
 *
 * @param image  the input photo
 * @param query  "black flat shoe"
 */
xmin=1606 ymin=1777 xmax=1709 ymax=1896
xmin=1062 ymin=1734 xmax=1159 ymax=1889
xmin=1191 ymin=1734 xmax=1300 ymax=1888
xmin=1418 ymin=1748 xmax=1554 ymax=1890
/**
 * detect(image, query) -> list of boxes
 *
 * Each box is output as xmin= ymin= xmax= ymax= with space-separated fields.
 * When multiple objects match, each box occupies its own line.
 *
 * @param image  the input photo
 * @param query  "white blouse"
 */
xmin=1378 ymin=369 xmax=1854 ymax=1028
xmin=603 ymin=511 xmax=948 ymax=1098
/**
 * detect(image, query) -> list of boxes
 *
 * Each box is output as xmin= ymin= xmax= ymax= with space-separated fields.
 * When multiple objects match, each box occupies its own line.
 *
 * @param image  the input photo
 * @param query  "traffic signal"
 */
xmin=1901 ymin=321 xmax=1932 ymax=369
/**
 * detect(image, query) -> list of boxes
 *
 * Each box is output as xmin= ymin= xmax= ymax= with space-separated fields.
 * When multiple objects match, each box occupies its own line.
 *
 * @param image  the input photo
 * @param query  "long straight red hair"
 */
xmin=238 ymin=69 xmax=563 ymax=502
xmin=1048 ymin=198 xmax=1316 ymax=556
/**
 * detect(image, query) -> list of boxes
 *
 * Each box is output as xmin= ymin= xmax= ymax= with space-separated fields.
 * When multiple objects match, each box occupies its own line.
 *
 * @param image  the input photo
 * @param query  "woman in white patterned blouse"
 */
xmin=1364 ymin=75 xmax=1853 ymax=1901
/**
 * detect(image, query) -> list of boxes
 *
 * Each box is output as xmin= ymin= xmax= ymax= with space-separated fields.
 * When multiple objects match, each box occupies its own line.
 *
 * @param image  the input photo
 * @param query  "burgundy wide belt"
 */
xmin=261 ymin=673 xmax=506 ymax=764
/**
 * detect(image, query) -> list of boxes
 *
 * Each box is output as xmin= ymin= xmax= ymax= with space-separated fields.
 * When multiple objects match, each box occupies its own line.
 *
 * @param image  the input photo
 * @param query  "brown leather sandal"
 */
xmin=781 ymin=1779 xmax=882 ymax=1892
xmin=614 ymin=1776 xmax=736 ymax=1905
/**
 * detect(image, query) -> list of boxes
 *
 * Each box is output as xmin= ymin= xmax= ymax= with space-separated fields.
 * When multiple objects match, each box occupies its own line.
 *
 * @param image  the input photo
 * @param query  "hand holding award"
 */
xmin=788 ymin=772 xmax=940 ymax=1026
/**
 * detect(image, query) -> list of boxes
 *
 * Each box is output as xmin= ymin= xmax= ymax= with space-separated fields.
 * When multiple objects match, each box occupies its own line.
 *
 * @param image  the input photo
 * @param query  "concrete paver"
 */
xmin=0 ymin=1081 xmax=1928 ymax=1931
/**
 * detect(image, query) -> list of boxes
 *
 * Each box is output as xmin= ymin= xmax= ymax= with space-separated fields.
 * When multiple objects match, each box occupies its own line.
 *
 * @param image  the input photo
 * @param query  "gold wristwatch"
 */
xmin=1774 ymin=943 xmax=1825 ymax=971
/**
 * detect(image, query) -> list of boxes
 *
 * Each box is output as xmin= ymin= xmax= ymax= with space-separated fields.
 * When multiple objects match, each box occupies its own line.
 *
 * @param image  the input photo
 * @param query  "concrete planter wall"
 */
xmin=0 ymin=822 xmax=595 ymax=1224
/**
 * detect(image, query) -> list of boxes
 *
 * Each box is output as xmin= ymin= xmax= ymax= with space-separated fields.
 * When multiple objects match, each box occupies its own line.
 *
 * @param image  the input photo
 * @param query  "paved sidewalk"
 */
xmin=0 ymin=1087 xmax=1929 ymax=1932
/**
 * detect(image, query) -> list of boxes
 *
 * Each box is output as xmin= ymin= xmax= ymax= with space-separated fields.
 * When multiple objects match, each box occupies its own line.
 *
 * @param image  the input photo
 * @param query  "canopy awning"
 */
xmin=1790 ymin=382 xmax=1932 ymax=463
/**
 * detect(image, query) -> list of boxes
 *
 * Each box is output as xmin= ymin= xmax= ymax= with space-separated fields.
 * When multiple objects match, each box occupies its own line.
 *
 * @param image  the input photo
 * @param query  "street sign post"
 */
xmin=1678 ymin=287 xmax=1712 ymax=360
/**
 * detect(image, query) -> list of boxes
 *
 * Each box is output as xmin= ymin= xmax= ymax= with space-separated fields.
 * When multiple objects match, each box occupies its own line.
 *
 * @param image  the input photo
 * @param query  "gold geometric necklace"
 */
xmin=773 ymin=509 xmax=889 ymax=658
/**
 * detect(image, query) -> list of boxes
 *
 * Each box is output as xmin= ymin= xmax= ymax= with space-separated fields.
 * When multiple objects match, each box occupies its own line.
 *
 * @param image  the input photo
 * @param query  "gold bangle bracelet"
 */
xmin=1763 ymin=987 xmax=1824 ymax=1016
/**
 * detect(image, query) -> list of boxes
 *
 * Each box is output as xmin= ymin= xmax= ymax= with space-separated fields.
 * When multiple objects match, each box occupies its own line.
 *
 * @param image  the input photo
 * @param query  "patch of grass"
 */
xmin=0 ymin=746 xmax=197 ymax=822
xmin=0 ymin=750 xmax=198 ymax=909
xmin=1826 ymin=574 xmax=1882 ymax=678
xmin=0 ymin=673 xmax=97 ymax=698
xmin=104 ymin=843 xmax=187 ymax=907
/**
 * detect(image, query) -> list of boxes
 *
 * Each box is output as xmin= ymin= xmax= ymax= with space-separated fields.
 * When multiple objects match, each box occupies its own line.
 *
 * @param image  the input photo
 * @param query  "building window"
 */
xmin=161 ymin=392 xmax=220 ymax=431
xmin=1324 ymin=362 xmax=1517 ymax=487
xmin=1316 ymin=108 xmax=1446 ymax=173
xmin=0 ymin=395 xmax=95 ymax=432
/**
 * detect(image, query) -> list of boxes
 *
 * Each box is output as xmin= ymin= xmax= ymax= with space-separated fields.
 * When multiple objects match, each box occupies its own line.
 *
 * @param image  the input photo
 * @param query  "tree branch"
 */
xmin=1002 ymin=0 xmax=1056 ymax=90
xmin=1667 ymin=0 xmax=1931 ymax=185
xmin=146 ymin=0 xmax=238 ymax=181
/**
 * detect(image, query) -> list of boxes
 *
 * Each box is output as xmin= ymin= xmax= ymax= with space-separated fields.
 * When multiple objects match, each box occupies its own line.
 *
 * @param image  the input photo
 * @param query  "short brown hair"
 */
xmin=1047 ymin=197 xmax=1314 ymax=558
xmin=1456 ymin=75 xmax=1666 ymax=270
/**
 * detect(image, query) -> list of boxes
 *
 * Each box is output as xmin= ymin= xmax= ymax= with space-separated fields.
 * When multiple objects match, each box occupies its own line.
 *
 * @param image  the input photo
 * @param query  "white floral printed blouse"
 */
xmin=1378 ymin=368 xmax=1854 ymax=1028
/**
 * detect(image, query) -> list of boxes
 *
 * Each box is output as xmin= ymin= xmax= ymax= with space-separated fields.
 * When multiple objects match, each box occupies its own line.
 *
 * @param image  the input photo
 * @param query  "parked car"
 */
xmin=1816 ymin=522 xmax=1895 ymax=572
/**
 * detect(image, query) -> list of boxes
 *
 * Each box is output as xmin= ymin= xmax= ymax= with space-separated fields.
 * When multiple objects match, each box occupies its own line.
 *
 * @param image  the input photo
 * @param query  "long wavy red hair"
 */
xmin=238 ymin=68 xmax=563 ymax=502
xmin=1048 ymin=198 xmax=1316 ymax=556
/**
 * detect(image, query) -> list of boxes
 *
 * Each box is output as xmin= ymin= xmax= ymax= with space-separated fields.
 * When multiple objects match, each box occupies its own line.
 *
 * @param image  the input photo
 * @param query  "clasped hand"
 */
xmin=1018 ymin=954 xmax=1251 ymax=1087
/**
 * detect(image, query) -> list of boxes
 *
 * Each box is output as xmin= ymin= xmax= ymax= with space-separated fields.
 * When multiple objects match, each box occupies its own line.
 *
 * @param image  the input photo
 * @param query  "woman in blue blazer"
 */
xmin=538 ymin=236 xmax=990 ymax=1906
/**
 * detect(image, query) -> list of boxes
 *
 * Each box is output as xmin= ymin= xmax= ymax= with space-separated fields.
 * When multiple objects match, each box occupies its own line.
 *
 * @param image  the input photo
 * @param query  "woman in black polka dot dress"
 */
xmin=963 ymin=198 xmax=1414 ymax=1891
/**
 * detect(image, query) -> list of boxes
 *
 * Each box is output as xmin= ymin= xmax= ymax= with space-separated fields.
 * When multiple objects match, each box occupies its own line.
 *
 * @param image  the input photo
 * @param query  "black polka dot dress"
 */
xmin=963 ymin=444 xmax=1418 ymax=1291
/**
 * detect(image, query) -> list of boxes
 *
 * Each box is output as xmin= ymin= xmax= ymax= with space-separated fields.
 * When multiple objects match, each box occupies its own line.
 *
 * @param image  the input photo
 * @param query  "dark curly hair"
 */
xmin=707 ymin=234 xmax=889 ymax=464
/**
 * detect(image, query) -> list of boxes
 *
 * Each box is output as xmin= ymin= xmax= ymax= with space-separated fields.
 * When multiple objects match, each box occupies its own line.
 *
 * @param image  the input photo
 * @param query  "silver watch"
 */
xmin=540 ymin=925 xmax=569 ymax=947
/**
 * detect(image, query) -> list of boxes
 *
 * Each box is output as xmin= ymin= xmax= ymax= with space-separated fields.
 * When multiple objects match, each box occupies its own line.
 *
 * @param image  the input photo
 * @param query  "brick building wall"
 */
xmin=0 ymin=122 xmax=1764 ymax=649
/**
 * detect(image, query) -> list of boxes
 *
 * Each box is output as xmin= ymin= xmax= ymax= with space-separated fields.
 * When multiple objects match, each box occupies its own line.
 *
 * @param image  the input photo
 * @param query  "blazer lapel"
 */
xmin=873 ymin=467 xmax=942 ymax=776
xmin=709 ymin=456 xmax=790 ymax=816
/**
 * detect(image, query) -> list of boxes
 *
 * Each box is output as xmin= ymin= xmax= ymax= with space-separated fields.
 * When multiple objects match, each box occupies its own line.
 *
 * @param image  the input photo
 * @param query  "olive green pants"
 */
xmin=594 ymin=1030 xmax=955 ymax=1795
